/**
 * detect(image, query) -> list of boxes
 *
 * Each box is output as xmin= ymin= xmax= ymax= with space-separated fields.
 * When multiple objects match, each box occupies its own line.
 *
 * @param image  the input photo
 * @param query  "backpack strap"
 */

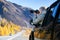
xmin=50 ymin=0 xmax=60 ymax=8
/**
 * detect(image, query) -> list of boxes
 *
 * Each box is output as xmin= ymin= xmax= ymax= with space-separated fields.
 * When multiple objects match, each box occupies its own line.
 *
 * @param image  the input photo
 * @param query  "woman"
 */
xmin=32 ymin=7 xmax=46 ymax=27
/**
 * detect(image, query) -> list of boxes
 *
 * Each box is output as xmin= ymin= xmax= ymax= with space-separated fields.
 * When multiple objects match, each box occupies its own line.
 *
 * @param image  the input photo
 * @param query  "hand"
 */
xmin=31 ymin=23 xmax=34 ymax=25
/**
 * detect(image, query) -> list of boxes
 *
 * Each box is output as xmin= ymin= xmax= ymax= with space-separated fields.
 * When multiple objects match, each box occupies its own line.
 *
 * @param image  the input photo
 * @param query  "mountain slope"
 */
xmin=0 ymin=0 xmax=33 ymax=27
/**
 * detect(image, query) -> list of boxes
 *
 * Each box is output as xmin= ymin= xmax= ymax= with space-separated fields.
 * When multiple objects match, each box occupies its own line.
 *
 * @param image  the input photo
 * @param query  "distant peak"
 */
xmin=0 ymin=0 xmax=7 ymax=5
xmin=0 ymin=0 xmax=6 ymax=2
xmin=0 ymin=0 xmax=4 ymax=1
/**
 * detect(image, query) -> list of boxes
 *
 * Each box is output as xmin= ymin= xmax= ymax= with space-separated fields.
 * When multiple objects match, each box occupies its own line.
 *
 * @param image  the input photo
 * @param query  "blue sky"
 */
xmin=7 ymin=0 xmax=56 ymax=9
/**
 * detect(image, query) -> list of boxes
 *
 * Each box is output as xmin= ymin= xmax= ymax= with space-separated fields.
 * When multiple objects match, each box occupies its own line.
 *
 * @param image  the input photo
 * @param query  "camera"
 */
xmin=30 ymin=10 xmax=40 ymax=13
xmin=35 ymin=10 xmax=40 ymax=13
xmin=30 ymin=10 xmax=35 ymax=13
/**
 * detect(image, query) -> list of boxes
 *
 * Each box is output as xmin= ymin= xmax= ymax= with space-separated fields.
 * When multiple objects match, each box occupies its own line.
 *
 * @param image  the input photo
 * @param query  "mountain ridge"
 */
xmin=0 ymin=0 xmax=33 ymax=27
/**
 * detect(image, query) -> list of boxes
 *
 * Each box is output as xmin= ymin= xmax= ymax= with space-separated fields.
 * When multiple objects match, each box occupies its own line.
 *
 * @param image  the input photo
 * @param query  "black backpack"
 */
xmin=41 ymin=0 xmax=60 ymax=40
xmin=41 ymin=0 xmax=60 ymax=27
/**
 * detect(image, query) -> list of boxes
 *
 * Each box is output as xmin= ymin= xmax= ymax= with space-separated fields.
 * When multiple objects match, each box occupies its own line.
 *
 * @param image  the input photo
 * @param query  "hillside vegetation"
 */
xmin=0 ymin=18 xmax=21 ymax=36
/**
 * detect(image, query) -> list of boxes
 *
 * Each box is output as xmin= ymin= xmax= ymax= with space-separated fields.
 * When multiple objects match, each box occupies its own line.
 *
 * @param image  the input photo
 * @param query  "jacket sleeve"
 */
xmin=33 ymin=14 xmax=45 ymax=24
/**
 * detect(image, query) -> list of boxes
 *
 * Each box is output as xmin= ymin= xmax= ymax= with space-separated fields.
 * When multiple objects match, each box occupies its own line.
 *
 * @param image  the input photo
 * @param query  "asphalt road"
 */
xmin=9 ymin=30 xmax=41 ymax=40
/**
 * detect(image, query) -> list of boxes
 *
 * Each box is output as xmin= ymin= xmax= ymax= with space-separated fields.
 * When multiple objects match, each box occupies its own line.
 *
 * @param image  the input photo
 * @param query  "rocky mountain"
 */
xmin=0 ymin=0 xmax=33 ymax=27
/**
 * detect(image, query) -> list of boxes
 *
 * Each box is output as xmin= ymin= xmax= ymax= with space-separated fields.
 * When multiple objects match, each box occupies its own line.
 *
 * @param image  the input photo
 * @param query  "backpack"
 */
xmin=41 ymin=0 xmax=60 ymax=40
